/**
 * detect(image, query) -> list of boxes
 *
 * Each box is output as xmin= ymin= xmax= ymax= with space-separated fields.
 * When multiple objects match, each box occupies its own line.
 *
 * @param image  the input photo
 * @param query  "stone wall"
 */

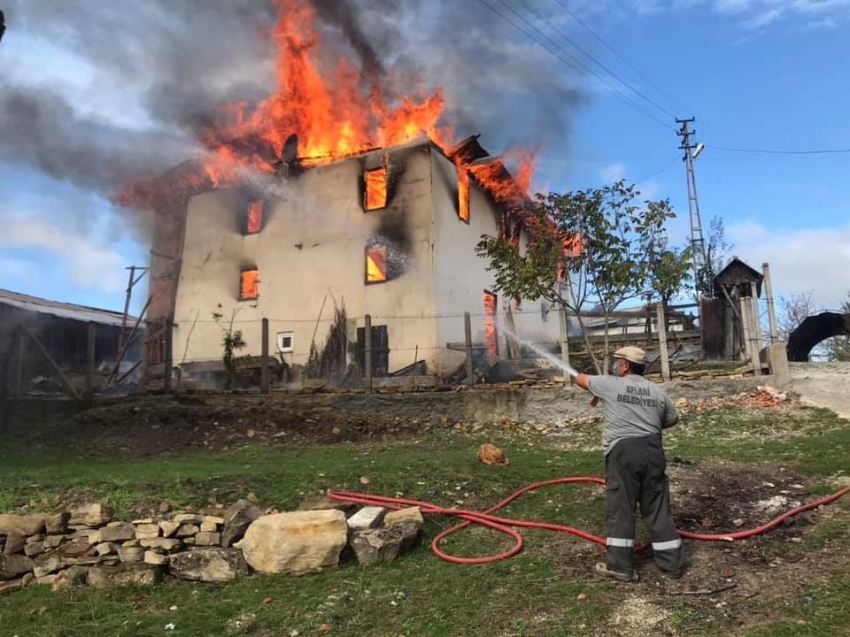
xmin=0 ymin=496 xmax=423 ymax=596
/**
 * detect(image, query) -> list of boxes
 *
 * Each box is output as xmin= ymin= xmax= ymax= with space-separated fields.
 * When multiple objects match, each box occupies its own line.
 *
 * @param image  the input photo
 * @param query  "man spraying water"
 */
xmin=568 ymin=346 xmax=685 ymax=582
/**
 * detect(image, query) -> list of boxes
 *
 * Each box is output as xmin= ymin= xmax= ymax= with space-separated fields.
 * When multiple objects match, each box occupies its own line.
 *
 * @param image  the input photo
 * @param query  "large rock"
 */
xmin=297 ymin=495 xmax=355 ymax=514
xmin=32 ymin=554 xmax=65 ymax=578
xmin=221 ymin=500 xmax=263 ymax=548
xmin=350 ymin=522 xmax=420 ymax=567
xmin=169 ymin=548 xmax=248 ymax=583
xmin=2 ymin=533 xmax=25 ymax=556
xmin=0 ymin=554 xmax=34 ymax=579
xmin=384 ymin=507 xmax=425 ymax=530
xmin=69 ymin=503 xmax=114 ymax=527
xmin=140 ymin=538 xmax=183 ymax=553
xmin=45 ymin=512 xmax=71 ymax=535
xmin=88 ymin=564 xmax=162 ymax=589
xmin=235 ymin=510 xmax=347 ymax=575
xmin=100 ymin=523 xmax=136 ymax=543
xmin=0 ymin=514 xmax=45 ymax=536
xmin=346 ymin=507 xmax=387 ymax=532
xmin=0 ymin=578 xmax=23 ymax=596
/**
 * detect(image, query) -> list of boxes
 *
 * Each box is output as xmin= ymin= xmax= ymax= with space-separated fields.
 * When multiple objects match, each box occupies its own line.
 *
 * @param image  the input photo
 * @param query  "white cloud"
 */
xmin=2 ymin=219 xmax=128 ymax=293
xmin=600 ymin=163 xmax=627 ymax=182
xmin=632 ymin=0 xmax=850 ymax=29
xmin=727 ymin=220 xmax=850 ymax=310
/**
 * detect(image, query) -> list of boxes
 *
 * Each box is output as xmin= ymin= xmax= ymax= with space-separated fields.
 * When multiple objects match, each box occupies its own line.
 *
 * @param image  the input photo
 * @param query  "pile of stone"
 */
xmin=0 ymin=496 xmax=423 ymax=596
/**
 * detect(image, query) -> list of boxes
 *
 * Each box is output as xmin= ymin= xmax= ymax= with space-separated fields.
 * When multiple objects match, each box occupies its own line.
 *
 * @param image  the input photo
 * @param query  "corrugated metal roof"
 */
xmin=0 ymin=289 xmax=139 ymax=327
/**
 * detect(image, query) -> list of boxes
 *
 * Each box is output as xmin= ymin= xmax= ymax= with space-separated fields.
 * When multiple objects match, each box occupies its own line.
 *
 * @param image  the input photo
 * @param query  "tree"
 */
xmin=822 ymin=291 xmax=850 ymax=362
xmin=647 ymin=237 xmax=693 ymax=328
xmin=212 ymin=307 xmax=247 ymax=390
xmin=476 ymin=180 xmax=681 ymax=374
xmin=696 ymin=215 xmax=732 ymax=296
xmin=777 ymin=290 xmax=816 ymax=341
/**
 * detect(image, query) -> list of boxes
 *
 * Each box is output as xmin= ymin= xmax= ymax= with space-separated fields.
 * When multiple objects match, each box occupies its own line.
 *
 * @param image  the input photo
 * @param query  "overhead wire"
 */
xmin=551 ymin=0 xmax=691 ymax=114
xmin=634 ymin=155 xmax=681 ymax=185
xmin=474 ymin=0 xmax=675 ymax=131
xmin=516 ymin=0 xmax=678 ymax=120
xmin=706 ymin=144 xmax=850 ymax=155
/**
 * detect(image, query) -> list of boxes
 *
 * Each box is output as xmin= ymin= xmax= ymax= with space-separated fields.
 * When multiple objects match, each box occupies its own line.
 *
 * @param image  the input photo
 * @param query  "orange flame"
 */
xmin=198 ymin=0 xmax=449 ymax=187
xmin=116 ymin=0 xmax=543 ymax=213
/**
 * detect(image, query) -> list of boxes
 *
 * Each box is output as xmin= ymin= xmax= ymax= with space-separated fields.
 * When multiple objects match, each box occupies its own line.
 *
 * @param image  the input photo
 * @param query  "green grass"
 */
xmin=0 ymin=403 xmax=848 ymax=636
xmin=745 ymin=578 xmax=850 ymax=637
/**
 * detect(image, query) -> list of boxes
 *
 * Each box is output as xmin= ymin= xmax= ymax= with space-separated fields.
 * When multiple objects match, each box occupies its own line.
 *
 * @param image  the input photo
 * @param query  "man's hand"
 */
xmin=662 ymin=417 xmax=679 ymax=430
xmin=575 ymin=373 xmax=591 ymax=390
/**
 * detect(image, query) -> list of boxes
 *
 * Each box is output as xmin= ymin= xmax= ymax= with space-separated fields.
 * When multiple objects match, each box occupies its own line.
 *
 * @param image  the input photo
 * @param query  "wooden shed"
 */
xmin=701 ymin=258 xmax=764 ymax=360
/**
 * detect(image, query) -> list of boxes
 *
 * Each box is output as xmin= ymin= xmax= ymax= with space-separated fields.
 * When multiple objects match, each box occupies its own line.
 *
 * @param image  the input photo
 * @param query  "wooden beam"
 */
xmin=22 ymin=326 xmax=81 ymax=400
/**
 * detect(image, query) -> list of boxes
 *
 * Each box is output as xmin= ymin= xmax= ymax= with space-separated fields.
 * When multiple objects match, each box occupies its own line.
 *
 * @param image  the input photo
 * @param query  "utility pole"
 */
xmin=676 ymin=118 xmax=709 ymax=298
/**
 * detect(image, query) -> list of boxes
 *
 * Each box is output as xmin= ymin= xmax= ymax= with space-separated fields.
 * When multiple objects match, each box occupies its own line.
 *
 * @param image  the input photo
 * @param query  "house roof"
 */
xmin=0 ymin=289 xmax=137 ymax=328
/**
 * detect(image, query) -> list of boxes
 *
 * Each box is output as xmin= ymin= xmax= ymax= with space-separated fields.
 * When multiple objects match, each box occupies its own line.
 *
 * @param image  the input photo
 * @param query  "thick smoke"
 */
xmin=1 ymin=0 xmax=583 ymax=212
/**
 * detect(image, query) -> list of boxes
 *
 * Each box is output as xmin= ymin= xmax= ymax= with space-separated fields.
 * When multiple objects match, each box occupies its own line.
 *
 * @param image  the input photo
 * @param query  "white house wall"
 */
xmin=170 ymin=143 xmax=439 ymax=373
xmin=430 ymin=152 xmax=560 ymax=374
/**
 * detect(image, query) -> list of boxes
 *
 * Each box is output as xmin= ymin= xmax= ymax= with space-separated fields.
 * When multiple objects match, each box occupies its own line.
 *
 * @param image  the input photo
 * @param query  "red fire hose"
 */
xmin=328 ymin=479 xmax=850 ymax=565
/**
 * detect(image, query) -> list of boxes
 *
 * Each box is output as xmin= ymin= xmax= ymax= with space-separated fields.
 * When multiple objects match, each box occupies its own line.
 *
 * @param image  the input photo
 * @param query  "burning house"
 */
xmin=110 ymin=0 xmax=564 ymax=384
xmin=139 ymin=134 xmax=559 ymax=381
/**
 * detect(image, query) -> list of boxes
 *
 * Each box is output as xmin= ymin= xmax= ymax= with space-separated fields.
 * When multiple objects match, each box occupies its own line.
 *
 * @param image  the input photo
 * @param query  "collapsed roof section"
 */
xmin=116 ymin=134 xmax=532 ymax=213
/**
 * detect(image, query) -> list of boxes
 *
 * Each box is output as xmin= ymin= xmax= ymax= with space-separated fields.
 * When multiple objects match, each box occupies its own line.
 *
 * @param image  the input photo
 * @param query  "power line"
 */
xmin=516 ymin=0 xmax=678 ymax=120
xmin=634 ymin=155 xmax=680 ymax=185
xmin=707 ymin=144 xmax=850 ymax=155
xmin=474 ymin=0 xmax=674 ymax=131
xmin=552 ymin=0 xmax=689 ymax=114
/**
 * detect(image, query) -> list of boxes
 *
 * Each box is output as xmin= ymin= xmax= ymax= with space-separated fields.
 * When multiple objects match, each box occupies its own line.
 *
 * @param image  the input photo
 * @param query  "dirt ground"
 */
xmin=790 ymin=361 xmax=850 ymax=420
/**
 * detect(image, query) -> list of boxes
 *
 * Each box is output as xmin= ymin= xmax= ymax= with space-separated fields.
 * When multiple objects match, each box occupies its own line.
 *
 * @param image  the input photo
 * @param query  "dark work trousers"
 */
xmin=604 ymin=434 xmax=685 ymax=575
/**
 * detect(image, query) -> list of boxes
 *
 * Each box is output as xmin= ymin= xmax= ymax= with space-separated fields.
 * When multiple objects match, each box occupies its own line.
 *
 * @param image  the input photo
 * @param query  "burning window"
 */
xmin=458 ymin=169 xmax=470 ymax=223
xmin=364 ymin=167 xmax=388 ymax=211
xmin=483 ymin=291 xmax=498 ymax=355
xmin=240 ymin=269 xmax=259 ymax=300
xmin=246 ymin=200 xmax=263 ymax=234
xmin=366 ymin=245 xmax=388 ymax=284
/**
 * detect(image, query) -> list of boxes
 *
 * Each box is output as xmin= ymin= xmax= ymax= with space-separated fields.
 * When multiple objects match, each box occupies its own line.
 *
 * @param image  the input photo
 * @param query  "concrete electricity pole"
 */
xmin=676 ymin=118 xmax=710 ymax=298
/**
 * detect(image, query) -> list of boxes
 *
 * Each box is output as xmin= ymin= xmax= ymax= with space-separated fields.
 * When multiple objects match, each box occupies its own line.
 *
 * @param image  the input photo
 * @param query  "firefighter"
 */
xmin=574 ymin=346 xmax=685 ymax=581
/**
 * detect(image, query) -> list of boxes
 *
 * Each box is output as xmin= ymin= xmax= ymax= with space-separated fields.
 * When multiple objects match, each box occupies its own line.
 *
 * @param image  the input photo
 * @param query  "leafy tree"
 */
xmin=695 ymin=215 xmax=732 ymax=296
xmin=476 ymin=180 xmax=681 ymax=374
xmin=212 ymin=308 xmax=247 ymax=390
xmin=647 ymin=237 xmax=693 ymax=329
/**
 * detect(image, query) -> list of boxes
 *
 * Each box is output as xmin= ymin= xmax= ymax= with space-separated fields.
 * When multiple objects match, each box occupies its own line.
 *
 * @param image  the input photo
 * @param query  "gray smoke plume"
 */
xmin=1 ymin=0 xmax=584 ymax=210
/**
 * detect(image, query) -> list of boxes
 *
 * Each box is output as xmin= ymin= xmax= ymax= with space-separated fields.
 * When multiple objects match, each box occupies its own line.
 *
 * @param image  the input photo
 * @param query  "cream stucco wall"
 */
xmin=171 ymin=142 xmax=440 ymax=373
xmin=169 ymin=139 xmax=560 ymax=379
xmin=430 ymin=152 xmax=560 ymax=375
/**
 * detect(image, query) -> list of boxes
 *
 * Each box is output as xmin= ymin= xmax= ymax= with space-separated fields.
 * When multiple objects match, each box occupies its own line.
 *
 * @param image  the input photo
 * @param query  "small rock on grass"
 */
xmin=225 ymin=612 xmax=257 ymax=636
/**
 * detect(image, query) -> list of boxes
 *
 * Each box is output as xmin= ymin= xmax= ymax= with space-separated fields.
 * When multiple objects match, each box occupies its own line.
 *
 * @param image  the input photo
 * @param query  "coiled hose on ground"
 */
xmin=328 ymin=478 xmax=850 ymax=565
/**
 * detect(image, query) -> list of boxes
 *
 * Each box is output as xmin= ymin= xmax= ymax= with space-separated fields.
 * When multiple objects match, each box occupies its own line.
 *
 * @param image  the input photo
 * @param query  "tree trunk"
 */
xmin=602 ymin=311 xmax=611 ymax=375
xmin=574 ymin=312 xmax=603 ymax=374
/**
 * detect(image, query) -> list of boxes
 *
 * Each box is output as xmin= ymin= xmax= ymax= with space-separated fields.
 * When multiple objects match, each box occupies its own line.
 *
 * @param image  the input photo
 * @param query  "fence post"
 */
xmin=364 ymin=314 xmax=373 ymax=394
xmin=762 ymin=262 xmax=779 ymax=343
xmin=85 ymin=321 xmax=96 ymax=399
xmin=164 ymin=320 xmax=173 ymax=393
xmin=261 ymin=318 xmax=270 ymax=395
xmin=559 ymin=306 xmax=571 ymax=387
xmin=656 ymin=303 xmax=671 ymax=383
xmin=464 ymin=312 xmax=474 ymax=388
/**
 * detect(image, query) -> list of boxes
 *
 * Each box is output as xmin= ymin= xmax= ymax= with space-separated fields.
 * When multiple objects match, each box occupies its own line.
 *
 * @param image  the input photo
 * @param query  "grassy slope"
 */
xmin=0 ymin=405 xmax=848 ymax=637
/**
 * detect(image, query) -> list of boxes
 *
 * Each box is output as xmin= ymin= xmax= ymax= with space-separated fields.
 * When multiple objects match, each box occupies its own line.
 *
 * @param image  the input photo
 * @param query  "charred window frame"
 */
xmin=239 ymin=269 xmax=259 ymax=301
xmin=245 ymin=200 xmax=264 ymax=235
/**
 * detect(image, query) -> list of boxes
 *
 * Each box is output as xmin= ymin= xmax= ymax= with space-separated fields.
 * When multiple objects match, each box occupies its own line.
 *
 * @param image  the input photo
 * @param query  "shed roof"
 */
xmin=0 ymin=289 xmax=137 ymax=327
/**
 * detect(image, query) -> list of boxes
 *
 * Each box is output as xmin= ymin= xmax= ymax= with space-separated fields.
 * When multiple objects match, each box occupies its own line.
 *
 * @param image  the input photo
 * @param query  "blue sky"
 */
xmin=1 ymin=0 xmax=848 ymax=316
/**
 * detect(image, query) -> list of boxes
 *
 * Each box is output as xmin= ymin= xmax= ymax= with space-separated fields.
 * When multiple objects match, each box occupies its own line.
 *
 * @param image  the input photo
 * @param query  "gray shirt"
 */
xmin=588 ymin=374 xmax=678 ymax=455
